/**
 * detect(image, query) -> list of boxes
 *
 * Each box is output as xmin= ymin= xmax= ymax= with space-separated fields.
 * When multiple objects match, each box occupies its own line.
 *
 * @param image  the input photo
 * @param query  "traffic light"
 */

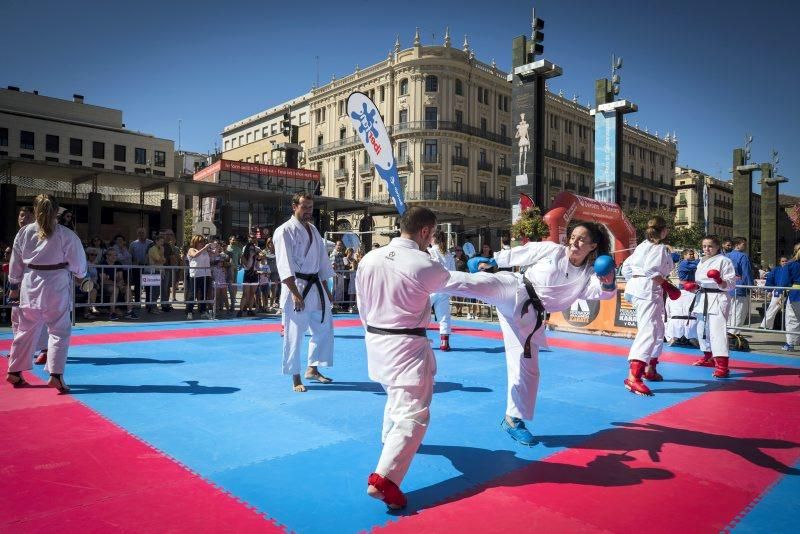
xmin=531 ymin=16 xmax=544 ymax=57
xmin=281 ymin=112 xmax=291 ymax=137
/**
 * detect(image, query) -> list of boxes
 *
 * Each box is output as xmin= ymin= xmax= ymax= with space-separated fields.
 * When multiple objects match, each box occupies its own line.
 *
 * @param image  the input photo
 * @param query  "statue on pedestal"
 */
xmin=516 ymin=113 xmax=530 ymax=172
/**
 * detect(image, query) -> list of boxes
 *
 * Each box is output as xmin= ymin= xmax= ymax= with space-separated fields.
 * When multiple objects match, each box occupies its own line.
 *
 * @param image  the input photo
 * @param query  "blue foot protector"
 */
xmin=501 ymin=416 xmax=537 ymax=447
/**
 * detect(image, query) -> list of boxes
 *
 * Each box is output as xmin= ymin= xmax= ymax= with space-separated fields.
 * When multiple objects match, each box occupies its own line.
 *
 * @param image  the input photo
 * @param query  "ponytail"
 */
xmin=645 ymin=216 xmax=668 ymax=243
xmin=34 ymin=194 xmax=59 ymax=240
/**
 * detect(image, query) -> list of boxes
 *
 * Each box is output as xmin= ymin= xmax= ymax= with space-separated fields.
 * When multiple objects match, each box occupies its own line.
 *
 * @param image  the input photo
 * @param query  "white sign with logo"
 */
xmin=141 ymin=274 xmax=162 ymax=287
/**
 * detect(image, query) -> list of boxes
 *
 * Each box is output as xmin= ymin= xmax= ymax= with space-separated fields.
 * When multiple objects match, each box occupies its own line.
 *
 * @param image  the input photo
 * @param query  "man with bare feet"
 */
xmin=274 ymin=192 xmax=335 ymax=392
xmin=357 ymin=207 xmax=450 ymax=510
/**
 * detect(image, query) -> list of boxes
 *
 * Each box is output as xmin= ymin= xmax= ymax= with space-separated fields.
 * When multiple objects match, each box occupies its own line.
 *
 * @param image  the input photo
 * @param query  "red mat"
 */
xmin=0 ymin=359 xmax=284 ymax=532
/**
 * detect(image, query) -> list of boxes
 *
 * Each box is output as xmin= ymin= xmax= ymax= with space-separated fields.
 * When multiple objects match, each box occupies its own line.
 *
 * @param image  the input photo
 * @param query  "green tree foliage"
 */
xmin=625 ymin=207 xmax=703 ymax=250
xmin=511 ymin=207 xmax=550 ymax=243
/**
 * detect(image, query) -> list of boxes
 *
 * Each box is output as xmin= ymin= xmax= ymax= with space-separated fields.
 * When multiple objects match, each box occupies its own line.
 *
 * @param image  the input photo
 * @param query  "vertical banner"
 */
xmin=703 ymin=180 xmax=709 ymax=234
xmin=347 ymin=92 xmax=406 ymax=215
xmin=593 ymin=111 xmax=616 ymax=204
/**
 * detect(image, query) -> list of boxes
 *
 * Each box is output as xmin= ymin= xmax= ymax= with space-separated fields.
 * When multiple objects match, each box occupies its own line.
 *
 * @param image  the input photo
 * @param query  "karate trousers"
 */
xmin=376 ymin=373 xmax=434 ymax=485
xmin=9 ymin=306 xmax=72 ymax=375
xmin=281 ymin=306 xmax=333 ymax=375
xmin=760 ymin=294 xmax=782 ymax=329
xmin=430 ymin=293 xmax=451 ymax=335
xmin=785 ymin=300 xmax=800 ymax=346
xmin=696 ymin=311 xmax=729 ymax=357
xmin=11 ymin=307 xmax=48 ymax=352
xmin=627 ymin=296 xmax=665 ymax=363
xmin=727 ymin=294 xmax=749 ymax=334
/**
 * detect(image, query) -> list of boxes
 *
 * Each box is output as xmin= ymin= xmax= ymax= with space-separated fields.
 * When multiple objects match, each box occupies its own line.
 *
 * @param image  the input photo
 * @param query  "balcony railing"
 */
xmin=674 ymin=199 xmax=687 ymax=207
xmin=358 ymin=163 xmax=373 ymax=175
xmin=629 ymin=197 xmax=638 ymax=204
xmin=363 ymin=190 xmax=511 ymax=209
xmin=578 ymin=185 xmax=591 ymax=194
xmin=675 ymin=217 xmax=689 ymax=224
xmin=565 ymin=181 xmax=577 ymax=190
xmin=477 ymin=161 xmax=493 ymax=172
xmin=334 ymin=168 xmax=348 ymax=179
xmin=388 ymin=121 xmax=512 ymax=146
xmin=621 ymin=171 xmax=675 ymax=192
xmin=543 ymin=148 xmax=593 ymax=170
xmin=498 ymin=166 xmax=512 ymax=176
xmin=308 ymin=134 xmax=361 ymax=156
xmin=396 ymin=155 xmax=412 ymax=169
xmin=550 ymin=178 xmax=562 ymax=187
xmin=452 ymin=155 xmax=469 ymax=167
xmin=422 ymin=154 xmax=441 ymax=164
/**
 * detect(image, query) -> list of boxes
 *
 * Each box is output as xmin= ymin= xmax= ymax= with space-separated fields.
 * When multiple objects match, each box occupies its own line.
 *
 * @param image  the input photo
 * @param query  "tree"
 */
xmin=511 ymin=206 xmax=550 ymax=244
xmin=625 ymin=207 xmax=703 ymax=251
xmin=789 ymin=203 xmax=800 ymax=231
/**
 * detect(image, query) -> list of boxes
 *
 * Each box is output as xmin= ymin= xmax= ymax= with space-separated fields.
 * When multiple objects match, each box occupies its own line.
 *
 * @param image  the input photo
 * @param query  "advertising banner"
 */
xmin=141 ymin=274 xmax=162 ymax=287
xmin=594 ymin=111 xmax=616 ymax=204
xmin=547 ymin=281 xmax=637 ymax=337
xmin=347 ymin=92 xmax=406 ymax=215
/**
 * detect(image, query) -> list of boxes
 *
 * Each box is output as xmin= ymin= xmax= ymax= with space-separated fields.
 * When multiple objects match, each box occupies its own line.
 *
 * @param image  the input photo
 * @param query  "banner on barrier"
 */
xmin=141 ymin=274 xmax=162 ymax=287
xmin=548 ymin=281 xmax=637 ymax=336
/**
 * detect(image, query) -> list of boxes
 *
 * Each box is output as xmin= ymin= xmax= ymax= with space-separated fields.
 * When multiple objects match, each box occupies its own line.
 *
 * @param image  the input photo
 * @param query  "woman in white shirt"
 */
xmin=691 ymin=235 xmax=737 ymax=377
xmin=6 ymin=195 xmax=87 ymax=393
xmin=444 ymin=222 xmax=617 ymax=447
xmin=186 ymin=234 xmax=212 ymax=320
xmin=621 ymin=216 xmax=680 ymax=396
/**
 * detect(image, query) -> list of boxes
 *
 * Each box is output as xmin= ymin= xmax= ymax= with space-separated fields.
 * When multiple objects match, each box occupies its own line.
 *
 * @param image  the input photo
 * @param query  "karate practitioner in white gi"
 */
xmin=8 ymin=207 xmax=49 ymax=365
xmin=443 ymin=223 xmax=616 ymax=446
xmin=428 ymin=230 xmax=455 ymax=351
xmin=665 ymin=282 xmax=699 ymax=347
xmin=690 ymin=236 xmax=737 ymax=377
xmin=358 ymin=207 xmax=450 ymax=510
xmin=6 ymin=195 xmax=87 ymax=393
xmin=274 ymin=192 xmax=335 ymax=392
xmin=620 ymin=216 xmax=680 ymax=396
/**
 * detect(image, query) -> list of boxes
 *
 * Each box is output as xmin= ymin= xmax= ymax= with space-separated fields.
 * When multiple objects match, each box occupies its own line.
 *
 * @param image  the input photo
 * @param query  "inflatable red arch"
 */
xmin=542 ymin=191 xmax=637 ymax=265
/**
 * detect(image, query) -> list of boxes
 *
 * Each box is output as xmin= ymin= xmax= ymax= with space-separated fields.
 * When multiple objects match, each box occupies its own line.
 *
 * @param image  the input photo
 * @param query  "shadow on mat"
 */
xmin=67 ymin=356 xmax=185 ymax=366
xmin=537 ymin=422 xmax=800 ymax=475
xmin=393 ymin=445 xmax=672 ymax=515
xmin=446 ymin=346 xmax=505 ymax=354
xmin=653 ymin=365 xmax=800 ymax=395
xmin=334 ymin=335 xmax=365 ymax=340
xmin=304 ymin=381 xmax=492 ymax=394
xmin=67 ymin=380 xmax=239 ymax=395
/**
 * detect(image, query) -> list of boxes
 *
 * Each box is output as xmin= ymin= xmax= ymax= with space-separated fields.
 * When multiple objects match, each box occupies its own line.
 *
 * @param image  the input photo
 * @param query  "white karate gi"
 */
xmin=621 ymin=241 xmax=674 ymax=363
xmin=444 ymin=241 xmax=615 ymax=421
xmin=428 ymin=246 xmax=455 ymax=335
xmin=760 ymin=293 xmax=782 ymax=330
xmin=274 ymin=216 xmax=335 ymax=375
xmin=8 ymin=224 xmax=87 ymax=375
xmin=9 ymin=224 xmax=49 ymax=353
xmin=357 ymin=237 xmax=450 ymax=486
xmin=665 ymin=290 xmax=699 ymax=342
xmin=693 ymin=254 xmax=736 ymax=357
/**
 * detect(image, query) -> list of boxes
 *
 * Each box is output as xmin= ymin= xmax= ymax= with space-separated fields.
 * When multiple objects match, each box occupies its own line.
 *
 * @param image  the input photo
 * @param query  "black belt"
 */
xmin=295 ymin=271 xmax=326 ymax=322
xmin=28 ymin=262 xmax=68 ymax=270
xmin=670 ymin=315 xmax=696 ymax=321
xmin=520 ymin=278 xmax=546 ymax=358
xmin=366 ymin=325 xmax=428 ymax=337
xmin=688 ymin=287 xmax=724 ymax=338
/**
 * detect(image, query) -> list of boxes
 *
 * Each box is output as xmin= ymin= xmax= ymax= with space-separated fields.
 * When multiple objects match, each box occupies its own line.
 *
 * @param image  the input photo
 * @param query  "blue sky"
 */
xmin=4 ymin=0 xmax=798 ymax=194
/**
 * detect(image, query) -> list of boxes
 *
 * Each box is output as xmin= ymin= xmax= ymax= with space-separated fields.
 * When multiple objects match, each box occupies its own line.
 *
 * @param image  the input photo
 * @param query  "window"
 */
xmin=424 ymin=175 xmax=438 ymax=195
xmin=423 ymin=139 xmax=438 ymax=162
xmin=92 ymin=162 xmax=103 ymax=168
xmin=363 ymin=151 xmax=369 ymax=165
xmin=0 ymin=128 xmax=7 ymax=146
xmin=68 ymin=138 xmax=83 ymax=157
xmin=69 ymin=160 xmax=82 ymax=166
xmin=453 ymin=179 xmax=462 ymax=194
xmin=246 ymin=132 xmax=251 ymax=143
xmin=338 ymin=100 xmax=345 ymax=116
xmin=263 ymin=152 xmax=269 ymax=162
xmin=135 ymin=167 xmax=146 ymax=173
xmin=380 ymin=85 xmax=385 ymax=102
xmin=398 ymin=109 xmax=408 ymax=124
xmin=500 ymin=124 xmax=507 ymax=138
xmin=454 ymin=143 xmax=462 ymax=157
xmin=425 ymin=75 xmax=438 ymax=92
xmin=477 ymin=87 xmax=483 ymax=104
xmin=19 ymin=153 xmax=34 ymax=159
xmin=317 ymin=134 xmax=324 ymax=146
xmin=580 ymin=148 xmax=586 ymax=161
xmin=46 ymin=156 xmax=59 ymax=163
xmin=499 ymin=154 xmax=506 ymax=168
xmin=114 ymin=145 xmax=126 ymax=162
xmin=424 ymin=107 xmax=438 ymax=128
xmin=640 ymin=166 xmax=645 ymax=177
xmin=114 ymin=165 xmax=126 ymax=171
xmin=338 ymin=186 xmax=346 ymax=199
xmin=299 ymin=112 xmax=307 ymax=124
xmin=480 ymin=117 xmax=487 ymax=133
xmin=455 ymin=109 xmax=463 ymax=125
xmin=135 ymin=147 xmax=147 ymax=165
xmin=154 ymin=150 xmax=166 ymax=167
xmin=398 ymin=142 xmax=407 ymax=161
xmin=480 ymin=182 xmax=488 ymax=197
xmin=20 ymin=130 xmax=34 ymax=150
xmin=498 ymin=94 xmax=503 ymax=110
xmin=479 ymin=149 xmax=487 ymax=164
xmin=551 ymin=140 xmax=557 ymax=152
xmin=339 ymin=127 xmax=347 ymax=140
xmin=504 ymin=96 xmax=509 ymax=112
xmin=499 ymin=185 xmax=507 ymax=200
xmin=46 ymin=135 xmax=59 ymax=153
xmin=271 ymin=124 xmax=277 ymax=135
xmin=245 ymin=157 xmax=251 ymax=163
xmin=399 ymin=175 xmax=408 ymax=195
xmin=566 ymin=145 xmax=571 ymax=157
xmin=400 ymin=78 xmax=408 ymax=95
xmin=369 ymin=89 xmax=375 ymax=101
xmin=629 ymin=163 xmax=634 ymax=175
xmin=455 ymin=79 xmax=463 ymax=96
xmin=363 ymin=182 xmax=372 ymax=199
xmin=239 ymin=135 xmax=244 ymax=146
xmin=338 ymin=155 xmax=346 ymax=169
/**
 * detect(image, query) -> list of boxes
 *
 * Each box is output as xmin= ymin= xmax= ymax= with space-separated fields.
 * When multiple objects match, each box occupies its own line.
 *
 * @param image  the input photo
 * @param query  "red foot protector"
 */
xmin=369 ymin=472 xmax=407 ymax=509
xmin=373 ymin=360 xmax=800 ymax=533
xmin=0 ymin=360 xmax=282 ymax=532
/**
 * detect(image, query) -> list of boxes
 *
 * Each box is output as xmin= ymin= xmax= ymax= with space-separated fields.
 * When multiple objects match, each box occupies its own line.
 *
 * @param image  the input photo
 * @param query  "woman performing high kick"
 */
xmin=6 ymin=195 xmax=87 ymax=393
xmin=620 ymin=216 xmax=681 ymax=396
xmin=443 ymin=223 xmax=617 ymax=446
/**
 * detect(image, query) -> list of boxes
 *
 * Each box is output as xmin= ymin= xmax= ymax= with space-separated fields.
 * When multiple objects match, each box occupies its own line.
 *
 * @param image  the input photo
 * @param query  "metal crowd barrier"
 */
xmin=725 ymin=283 xmax=798 ymax=337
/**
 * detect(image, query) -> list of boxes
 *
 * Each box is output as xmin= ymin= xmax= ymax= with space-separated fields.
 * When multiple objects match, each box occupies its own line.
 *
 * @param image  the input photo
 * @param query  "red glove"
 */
xmin=707 ymin=269 xmax=723 ymax=284
xmin=682 ymin=281 xmax=699 ymax=292
xmin=661 ymin=280 xmax=682 ymax=300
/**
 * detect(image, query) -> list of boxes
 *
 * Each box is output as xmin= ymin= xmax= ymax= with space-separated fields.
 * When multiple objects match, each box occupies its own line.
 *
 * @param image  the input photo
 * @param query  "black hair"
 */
xmin=571 ymin=222 xmax=611 ymax=266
